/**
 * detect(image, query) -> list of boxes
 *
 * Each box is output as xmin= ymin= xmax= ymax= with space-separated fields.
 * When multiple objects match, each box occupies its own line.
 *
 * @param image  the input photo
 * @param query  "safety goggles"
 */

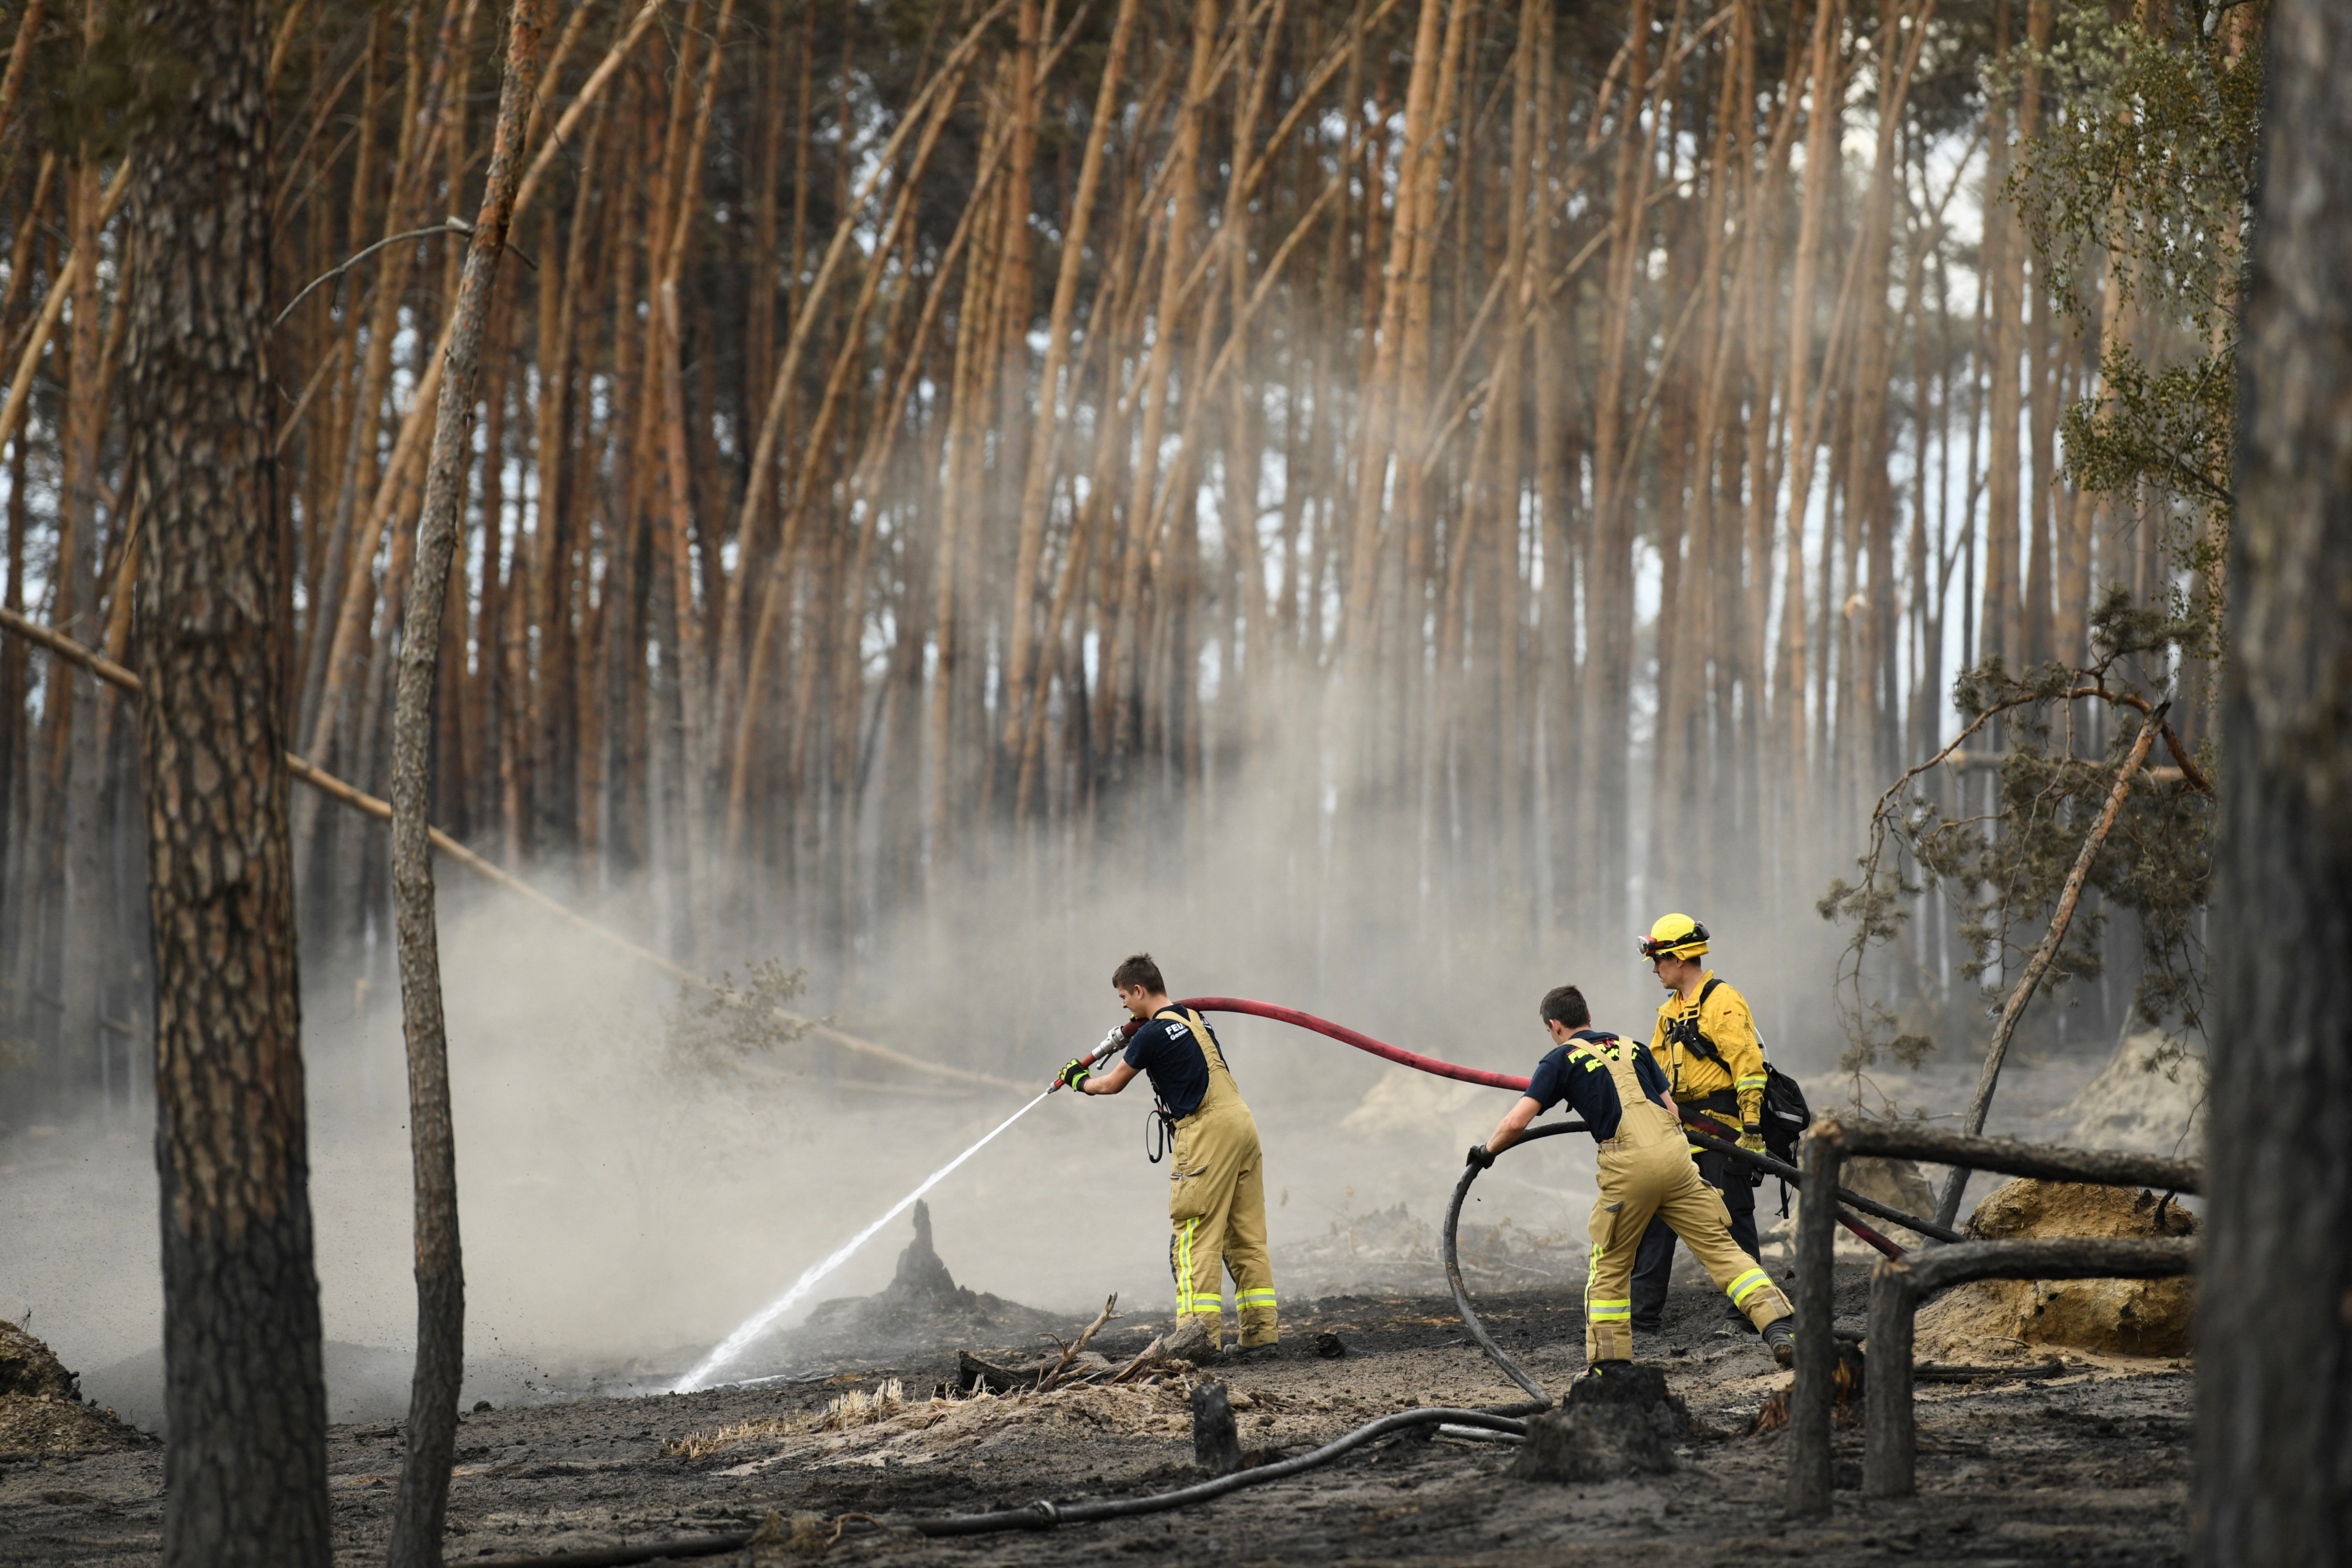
xmin=1636 ymin=923 xmax=1708 ymax=962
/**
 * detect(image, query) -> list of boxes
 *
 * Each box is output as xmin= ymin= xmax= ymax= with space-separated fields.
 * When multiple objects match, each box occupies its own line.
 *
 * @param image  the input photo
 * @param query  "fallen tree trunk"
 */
xmin=0 ymin=606 xmax=1022 ymax=1094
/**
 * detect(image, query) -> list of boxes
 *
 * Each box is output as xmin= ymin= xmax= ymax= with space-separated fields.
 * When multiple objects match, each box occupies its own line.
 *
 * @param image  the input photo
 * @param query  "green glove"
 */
xmin=1739 ymin=1124 xmax=1767 ymax=1158
xmin=1057 ymin=1058 xmax=1093 ymax=1092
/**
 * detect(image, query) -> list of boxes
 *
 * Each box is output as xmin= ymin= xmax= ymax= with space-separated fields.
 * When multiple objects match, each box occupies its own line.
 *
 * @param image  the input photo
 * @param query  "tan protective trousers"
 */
xmin=1163 ymin=1010 xmax=1278 ymax=1348
xmin=1579 ymin=1038 xmax=1791 ymax=1362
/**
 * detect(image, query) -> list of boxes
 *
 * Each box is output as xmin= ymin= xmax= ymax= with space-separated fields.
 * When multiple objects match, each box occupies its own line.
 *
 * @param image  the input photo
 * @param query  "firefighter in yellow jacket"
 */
xmin=1471 ymin=983 xmax=1795 ymax=1370
xmin=1056 ymin=954 xmax=1278 ymax=1362
xmin=1630 ymin=913 xmax=1769 ymax=1333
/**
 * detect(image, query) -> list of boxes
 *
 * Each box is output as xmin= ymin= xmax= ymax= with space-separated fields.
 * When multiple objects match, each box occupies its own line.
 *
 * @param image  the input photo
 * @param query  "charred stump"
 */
xmin=1511 ymin=1365 xmax=1691 ymax=1483
xmin=1191 ymin=1380 xmax=1242 ymax=1475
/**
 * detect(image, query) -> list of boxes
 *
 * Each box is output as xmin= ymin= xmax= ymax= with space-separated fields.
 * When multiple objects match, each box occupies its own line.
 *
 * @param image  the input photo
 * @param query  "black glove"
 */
xmin=1057 ymin=1058 xmax=1093 ymax=1092
xmin=1465 ymin=1143 xmax=1496 ymax=1170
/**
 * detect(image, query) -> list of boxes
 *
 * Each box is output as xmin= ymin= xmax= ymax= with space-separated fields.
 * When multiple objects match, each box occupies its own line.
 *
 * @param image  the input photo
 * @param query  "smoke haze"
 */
xmin=4 ymin=759 xmax=1865 ymax=1428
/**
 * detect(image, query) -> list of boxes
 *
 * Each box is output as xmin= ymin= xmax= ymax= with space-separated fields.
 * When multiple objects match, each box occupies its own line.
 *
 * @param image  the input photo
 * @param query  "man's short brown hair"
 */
xmin=1112 ymin=953 xmax=1166 ymax=994
xmin=1538 ymin=985 xmax=1590 ymax=1030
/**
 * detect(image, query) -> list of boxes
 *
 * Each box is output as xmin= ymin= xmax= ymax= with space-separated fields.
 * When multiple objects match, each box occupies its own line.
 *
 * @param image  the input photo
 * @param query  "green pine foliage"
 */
xmin=1822 ymin=597 xmax=2214 ymax=1103
xmin=665 ymin=959 xmax=813 ymax=1077
xmin=1819 ymin=2 xmax=2254 ymax=1106
xmin=2011 ymin=0 xmax=2262 ymax=651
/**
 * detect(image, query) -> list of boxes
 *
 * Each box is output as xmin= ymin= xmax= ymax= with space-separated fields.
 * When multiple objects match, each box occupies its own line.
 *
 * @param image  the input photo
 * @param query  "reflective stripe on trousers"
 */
xmin=1726 ymin=1266 xmax=1775 ymax=1308
xmin=1172 ymin=1219 xmax=1207 ymax=1316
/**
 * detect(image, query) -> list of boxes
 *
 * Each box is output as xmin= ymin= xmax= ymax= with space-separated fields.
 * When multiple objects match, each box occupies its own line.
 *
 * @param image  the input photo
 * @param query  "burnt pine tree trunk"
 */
xmin=2199 ymin=0 xmax=2352 ymax=1557
xmin=383 ymin=5 xmax=544 ymax=1567
xmin=121 ymin=3 xmax=332 ymax=1563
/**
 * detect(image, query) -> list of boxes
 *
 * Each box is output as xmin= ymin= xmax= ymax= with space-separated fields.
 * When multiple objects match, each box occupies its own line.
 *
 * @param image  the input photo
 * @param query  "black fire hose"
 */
xmin=1443 ymin=1120 xmax=1586 ymax=1409
xmin=464 ymin=1407 xmax=1530 ymax=1566
xmin=902 ymin=1404 xmax=1527 ymax=1536
xmin=1673 ymin=1117 xmax=1963 ymax=1247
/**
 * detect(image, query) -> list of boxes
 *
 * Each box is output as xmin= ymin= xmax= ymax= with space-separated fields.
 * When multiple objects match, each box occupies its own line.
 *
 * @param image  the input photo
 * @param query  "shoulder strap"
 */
xmin=1672 ymin=983 xmax=1729 ymax=1067
xmin=1696 ymin=977 xmax=1771 ymax=1061
xmin=1176 ymin=1007 xmax=1232 ymax=1077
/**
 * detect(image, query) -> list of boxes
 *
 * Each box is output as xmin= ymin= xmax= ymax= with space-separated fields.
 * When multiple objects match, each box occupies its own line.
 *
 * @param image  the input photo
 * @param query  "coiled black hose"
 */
xmin=1442 ymin=1120 xmax=1586 ymax=1409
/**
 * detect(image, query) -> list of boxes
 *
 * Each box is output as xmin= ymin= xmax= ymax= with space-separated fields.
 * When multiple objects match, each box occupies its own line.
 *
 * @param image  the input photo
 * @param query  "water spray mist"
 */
xmin=672 ymin=1088 xmax=1054 ymax=1393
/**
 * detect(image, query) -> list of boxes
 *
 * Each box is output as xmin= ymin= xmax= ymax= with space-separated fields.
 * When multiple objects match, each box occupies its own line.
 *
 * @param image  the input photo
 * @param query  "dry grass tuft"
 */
xmin=743 ymin=1507 xmax=875 ymax=1555
xmin=812 ymin=1377 xmax=907 ymax=1432
xmin=663 ymin=1416 xmax=803 ymax=1461
xmin=663 ymin=1378 xmax=912 ymax=1461
xmin=664 ymin=1371 xmax=1227 ymax=1468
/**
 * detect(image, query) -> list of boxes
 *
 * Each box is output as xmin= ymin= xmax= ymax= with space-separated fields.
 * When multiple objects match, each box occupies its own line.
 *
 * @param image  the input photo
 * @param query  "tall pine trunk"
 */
xmin=123 ymin=3 xmax=332 ymax=1560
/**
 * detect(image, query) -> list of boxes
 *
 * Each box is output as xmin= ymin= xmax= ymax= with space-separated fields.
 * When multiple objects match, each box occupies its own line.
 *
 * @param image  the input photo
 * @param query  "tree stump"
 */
xmin=1510 ymin=1366 xmax=1690 ymax=1483
xmin=1192 ymin=1379 xmax=1242 ymax=1475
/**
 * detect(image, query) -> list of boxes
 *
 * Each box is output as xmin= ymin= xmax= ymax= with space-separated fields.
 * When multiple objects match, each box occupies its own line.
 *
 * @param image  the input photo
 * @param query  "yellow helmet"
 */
xmin=1637 ymin=913 xmax=1709 ymax=962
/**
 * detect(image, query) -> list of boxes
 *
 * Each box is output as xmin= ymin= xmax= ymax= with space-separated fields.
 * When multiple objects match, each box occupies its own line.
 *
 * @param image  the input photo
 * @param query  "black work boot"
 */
xmin=1724 ymin=1300 xmax=1759 ymax=1331
xmin=1761 ymin=1315 xmax=1796 ymax=1368
xmin=1580 ymin=1358 xmax=1636 ymax=1382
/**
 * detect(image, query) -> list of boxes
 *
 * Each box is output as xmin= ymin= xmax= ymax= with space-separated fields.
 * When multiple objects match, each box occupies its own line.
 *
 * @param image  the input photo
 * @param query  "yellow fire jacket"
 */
xmin=1648 ymin=971 xmax=1767 ymax=1136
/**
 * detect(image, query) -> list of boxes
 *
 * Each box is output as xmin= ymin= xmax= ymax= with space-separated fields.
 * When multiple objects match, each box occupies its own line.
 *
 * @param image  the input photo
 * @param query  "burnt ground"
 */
xmin=0 ymin=1263 xmax=2191 ymax=1567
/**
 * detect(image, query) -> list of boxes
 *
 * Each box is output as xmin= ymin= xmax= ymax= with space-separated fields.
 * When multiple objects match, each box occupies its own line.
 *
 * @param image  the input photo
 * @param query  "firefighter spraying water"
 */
xmin=1053 ymin=955 xmax=1281 ymax=1363
xmin=674 ymin=937 xmax=1860 ymax=1397
xmin=669 ymin=956 xmax=1272 ymax=1392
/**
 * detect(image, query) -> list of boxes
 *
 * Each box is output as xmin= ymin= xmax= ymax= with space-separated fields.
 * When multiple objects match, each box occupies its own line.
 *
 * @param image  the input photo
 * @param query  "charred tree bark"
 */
xmin=2199 ymin=0 xmax=2352 ymax=1556
xmin=122 ymin=2 xmax=332 ymax=1562
xmin=382 ymin=5 xmax=543 ymax=1566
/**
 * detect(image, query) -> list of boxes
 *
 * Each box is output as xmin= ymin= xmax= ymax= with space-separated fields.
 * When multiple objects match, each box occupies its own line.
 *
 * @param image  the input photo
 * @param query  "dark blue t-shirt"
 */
xmin=1525 ymin=1030 xmax=1669 ymax=1141
xmin=1123 ymin=1009 xmax=1220 ymax=1120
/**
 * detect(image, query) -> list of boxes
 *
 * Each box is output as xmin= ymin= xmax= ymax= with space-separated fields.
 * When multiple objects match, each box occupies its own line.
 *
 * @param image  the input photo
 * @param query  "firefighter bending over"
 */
xmin=1631 ymin=913 xmax=1767 ymax=1334
xmin=1469 ymin=983 xmax=1794 ymax=1371
xmin=1056 ymin=954 xmax=1278 ymax=1363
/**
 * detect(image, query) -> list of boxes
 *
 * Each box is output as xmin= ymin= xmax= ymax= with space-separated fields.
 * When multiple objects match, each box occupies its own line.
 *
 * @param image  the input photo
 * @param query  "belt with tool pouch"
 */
xmin=1685 ymin=1088 xmax=1742 ymax=1137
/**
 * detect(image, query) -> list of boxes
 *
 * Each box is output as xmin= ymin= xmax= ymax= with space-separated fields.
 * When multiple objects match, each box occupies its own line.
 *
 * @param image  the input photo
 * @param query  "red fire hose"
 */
xmin=1166 ymin=996 xmax=1939 ymax=1258
xmin=1173 ymin=995 xmax=1532 ymax=1091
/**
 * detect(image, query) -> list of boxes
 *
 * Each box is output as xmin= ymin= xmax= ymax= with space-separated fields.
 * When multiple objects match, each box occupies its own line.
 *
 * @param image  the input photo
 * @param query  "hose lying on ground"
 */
xmin=463 ymin=1406 xmax=1531 ymax=1566
xmin=902 ymin=1404 xmax=1528 ymax=1535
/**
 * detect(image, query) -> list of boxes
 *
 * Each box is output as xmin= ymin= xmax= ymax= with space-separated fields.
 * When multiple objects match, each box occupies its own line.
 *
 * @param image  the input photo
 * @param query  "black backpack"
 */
xmin=1758 ymin=1063 xmax=1811 ymax=1164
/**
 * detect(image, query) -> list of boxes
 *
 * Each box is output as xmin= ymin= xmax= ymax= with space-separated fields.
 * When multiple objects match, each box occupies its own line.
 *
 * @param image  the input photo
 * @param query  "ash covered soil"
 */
xmin=0 ymin=1261 xmax=2191 ymax=1567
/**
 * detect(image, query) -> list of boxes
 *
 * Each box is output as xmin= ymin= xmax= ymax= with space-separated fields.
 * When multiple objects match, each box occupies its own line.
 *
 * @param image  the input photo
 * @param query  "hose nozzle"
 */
xmin=1049 ymin=1029 xmax=1128 ymax=1093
